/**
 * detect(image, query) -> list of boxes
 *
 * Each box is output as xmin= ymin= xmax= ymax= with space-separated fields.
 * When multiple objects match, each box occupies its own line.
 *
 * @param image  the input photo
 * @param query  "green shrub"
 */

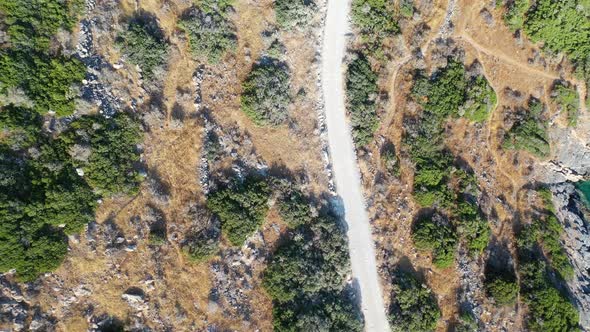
xmin=195 ymin=0 xmax=234 ymax=13
xmin=455 ymin=201 xmax=490 ymax=254
xmin=61 ymin=113 xmax=143 ymax=196
xmin=551 ymin=82 xmax=579 ymax=127
xmin=182 ymin=235 xmax=218 ymax=262
xmin=351 ymin=0 xmax=399 ymax=51
xmin=400 ymin=0 xmax=414 ymax=18
xmin=117 ymin=19 xmax=169 ymax=79
xmin=241 ymin=60 xmax=291 ymax=126
xmin=207 ymin=177 xmax=270 ymax=245
xmin=178 ymin=7 xmax=237 ymax=63
xmin=504 ymin=0 xmax=529 ymax=32
xmin=412 ymin=213 xmax=457 ymax=268
xmin=0 ymin=0 xmax=82 ymax=51
xmin=346 ymin=55 xmax=379 ymax=146
xmin=502 ymin=98 xmax=550 ymax=158
xmin=389 ymin=272 xmax=441 ymax=332
xmin=462 ymin=75 xmax=497 ymax=122
xmin=274 ymin=0 xmax=316 ymax=30
xmin=486 ymin=276 xmax=518 ymax=305
xmin=381 ymin=143 xmax=400 ymax=177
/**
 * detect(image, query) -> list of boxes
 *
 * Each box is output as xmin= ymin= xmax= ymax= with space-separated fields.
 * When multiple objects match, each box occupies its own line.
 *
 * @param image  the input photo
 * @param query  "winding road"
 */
xmin=321 ymin=0 xmax=390 ymax=330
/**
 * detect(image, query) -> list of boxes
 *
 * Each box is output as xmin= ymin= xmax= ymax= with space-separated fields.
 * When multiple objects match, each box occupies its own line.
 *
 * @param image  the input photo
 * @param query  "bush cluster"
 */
xmin=117 ymin=18 xmax=169 ymax=80
xmin=207 ymin=177 xmax=270 ymax=245
xmin=346 ymin=55 xmax=379 ymax=146
xmin=274 ymin=0 xmax=316 ymax=30
xmin=263 ymin=215 xmax=363 ymax=331
xmin=503 ymin=0 xmax=590 ymax=85
xmin=516 ymin=188 xmax=580 ymax=330
xmin=502 ymin=98 xmax=550 ymax=158
xmin=241 ymin=60 xmax=291 ymax=126
xmin=388 ymin=272 xmax=441 ymax=332
xmin=178 ymin=6 xmax=237 ymax=63
xmin=0 ymin=0 xmax=146 ymax=282
xmin=406 ymin=60 xmax=494 ymax=267
xmin=0 ymin=108 xmax=142 ymax=281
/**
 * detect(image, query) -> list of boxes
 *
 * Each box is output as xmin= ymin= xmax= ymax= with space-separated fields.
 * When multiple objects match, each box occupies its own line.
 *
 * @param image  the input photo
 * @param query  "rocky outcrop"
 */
xmin=551 ymin=183 xmax=590 ymax=329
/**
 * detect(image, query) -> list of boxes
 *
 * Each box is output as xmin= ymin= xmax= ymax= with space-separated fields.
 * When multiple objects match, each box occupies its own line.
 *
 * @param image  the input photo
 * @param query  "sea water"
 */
xmin=575 ymin=181 xmax=590 ymax=207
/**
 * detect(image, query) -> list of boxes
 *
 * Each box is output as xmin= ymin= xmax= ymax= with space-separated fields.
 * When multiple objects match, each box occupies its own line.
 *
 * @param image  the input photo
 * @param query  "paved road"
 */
xmin=321 ymin=0 xmax=390 ymax=331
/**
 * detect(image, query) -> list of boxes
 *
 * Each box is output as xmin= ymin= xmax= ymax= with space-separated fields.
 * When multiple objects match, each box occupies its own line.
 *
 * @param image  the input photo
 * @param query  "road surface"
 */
xmin=321 ymin=0 xmax=390 ymax=330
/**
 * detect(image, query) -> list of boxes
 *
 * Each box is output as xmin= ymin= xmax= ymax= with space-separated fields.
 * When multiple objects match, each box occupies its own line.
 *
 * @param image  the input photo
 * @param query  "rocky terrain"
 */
xmin=1 ymin=0 xmax=590 ymax=331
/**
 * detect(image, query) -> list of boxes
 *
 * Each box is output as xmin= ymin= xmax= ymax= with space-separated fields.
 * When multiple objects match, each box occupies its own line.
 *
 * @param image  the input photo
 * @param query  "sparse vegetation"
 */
xmin=274 ymin=0 xmax=316 ymax=30
xmin=207 ymin=177 xmax=270 ymax=245
xmin=117 ymin=18 xmax=169 ymax=80
xmin=178 ymin=6 xmax=237 ymax=63
xmin=241 ymin=60 xmax=291 ymax=126
xmin=502 ymin=98 xmax=550 ymax=158
xmin=388 ymin=272 xmax=441 ymax=332
xmin=346 ymin=55 xmax=379 ymax=146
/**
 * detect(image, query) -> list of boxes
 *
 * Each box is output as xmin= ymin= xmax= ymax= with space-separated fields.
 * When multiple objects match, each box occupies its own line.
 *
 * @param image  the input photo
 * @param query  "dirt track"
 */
xmin=320 ymin=0 xmax=390 ymax=330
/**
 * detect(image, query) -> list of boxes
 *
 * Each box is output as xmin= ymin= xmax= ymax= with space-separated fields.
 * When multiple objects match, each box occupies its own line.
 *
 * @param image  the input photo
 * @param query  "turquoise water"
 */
xmin=575 ymin=181 xmax=590 ymax=207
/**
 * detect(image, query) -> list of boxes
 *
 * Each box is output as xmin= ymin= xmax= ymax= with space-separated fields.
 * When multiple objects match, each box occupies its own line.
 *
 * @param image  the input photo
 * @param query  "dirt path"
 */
xmin=321 ymin=0 xmax=390 ymax=330
xmin=458 ymin=33 xmax=561 ymax=81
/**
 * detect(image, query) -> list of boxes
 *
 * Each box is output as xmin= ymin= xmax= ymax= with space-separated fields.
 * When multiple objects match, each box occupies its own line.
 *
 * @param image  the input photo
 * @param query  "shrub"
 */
xmin=182 ymin=235 xmax=218 ymax=261
xmin=117 ymin=19 xmax=169 ymax=79
xmin=346 ymin=55 xmax=379 ymax=146
xmin=351 ymin=0 xmax=399 ymax=51
xmin=178 ymin=7 xmax=237 ymax=63
xmin=274 ymin=0 xmax=316 ymax=30
xmin=241 ymin=60 xmax=291 ymax=126
xmin=551 ymin=82 xmax=579 ymax=127
xmin=486 ymin=276 xmax=518 ymax=305
xmin=503 ymin=98 xmax=550 ymax=158
xmin=61 ymin=113 xmax=143 ymax=196
xmin=381 ymin=142 xmax=400 ymax=177
xmin=207 ymin=177 xmax=270 ymax=245
xmin=412 ymin=213 xmax=457 ymax=268
xmin=389 ymin=272 xmax=441 ymax=332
